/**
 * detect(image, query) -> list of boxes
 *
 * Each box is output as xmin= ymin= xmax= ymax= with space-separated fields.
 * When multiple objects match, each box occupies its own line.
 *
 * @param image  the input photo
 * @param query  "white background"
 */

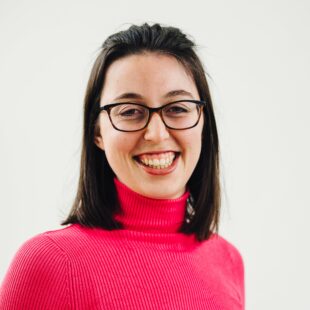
xmin=1 ymin=0 xmax=309 ymax=309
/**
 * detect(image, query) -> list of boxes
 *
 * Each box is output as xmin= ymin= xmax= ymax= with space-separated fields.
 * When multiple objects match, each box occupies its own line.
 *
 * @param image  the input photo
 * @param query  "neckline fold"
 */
xmin=113 ymin=178 xmax=189 ymax=233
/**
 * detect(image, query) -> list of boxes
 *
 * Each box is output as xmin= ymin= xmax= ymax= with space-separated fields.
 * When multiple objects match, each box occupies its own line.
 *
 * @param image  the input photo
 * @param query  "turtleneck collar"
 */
xmin=113 ymin=178 xmax=190 ymax=233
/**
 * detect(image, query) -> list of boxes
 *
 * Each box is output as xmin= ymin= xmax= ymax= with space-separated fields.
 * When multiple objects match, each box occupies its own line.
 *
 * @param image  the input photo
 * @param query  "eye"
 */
xmin=166 ymin=105 xmax=189 ymax=113
xmin=115 ymin=104 xmax=147 ymax=119
xmin=164 ymin=103 xmax=192 ymax=117
xmin=120 ymin=108 xmax=143 ymax=117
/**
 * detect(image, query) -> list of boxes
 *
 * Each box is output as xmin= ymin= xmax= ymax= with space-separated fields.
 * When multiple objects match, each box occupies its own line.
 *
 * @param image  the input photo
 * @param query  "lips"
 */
xmin=133 ymin=151 xmax=180 ymax=170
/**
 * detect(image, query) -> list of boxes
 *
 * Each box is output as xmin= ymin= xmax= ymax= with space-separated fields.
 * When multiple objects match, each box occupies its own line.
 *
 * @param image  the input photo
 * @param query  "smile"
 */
xmin=133 ymin=151 xmax=180 ymax=170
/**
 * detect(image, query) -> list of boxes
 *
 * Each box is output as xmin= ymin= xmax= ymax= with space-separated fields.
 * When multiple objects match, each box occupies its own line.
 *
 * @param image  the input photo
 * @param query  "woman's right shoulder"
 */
xmin=11 ymin=224 xmax=80 ymax=258
xmin=1 ymin=225 xmax=83 ymax=285
xmin=0 ymin=225 xmax=81 ymax=308
xmin=3 ymin=223 xmax=109 ymax=275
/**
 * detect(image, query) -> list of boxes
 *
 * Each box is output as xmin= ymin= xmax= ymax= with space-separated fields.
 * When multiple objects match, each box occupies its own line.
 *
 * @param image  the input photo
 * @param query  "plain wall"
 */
xmin=1 ymin=0 xmax=309 ymax=309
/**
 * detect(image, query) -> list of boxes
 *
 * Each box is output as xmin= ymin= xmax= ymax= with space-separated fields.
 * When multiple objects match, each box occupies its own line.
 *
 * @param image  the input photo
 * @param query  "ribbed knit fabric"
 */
xmin=0 ymin=178 xmax=245 ymax=309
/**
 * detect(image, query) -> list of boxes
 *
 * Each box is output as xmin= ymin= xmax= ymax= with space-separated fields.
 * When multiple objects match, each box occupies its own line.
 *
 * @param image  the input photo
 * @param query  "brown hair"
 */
xmin=62 ymin=23 xmax=221 ymax=241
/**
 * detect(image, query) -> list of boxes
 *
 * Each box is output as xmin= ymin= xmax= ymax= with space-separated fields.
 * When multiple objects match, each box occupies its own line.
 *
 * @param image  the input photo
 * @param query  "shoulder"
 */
xmin=1 ymin=225 xmax=88 ymax=283
xmin=208 ymin=233 xmax=244 ymax=269
xmin=199 ymin=233 xmax=245 ymax=287
xmin=197 ymin=233 xmax=245 ymax=306
xmin=12 ymin=224 xmax=114 ymax=262
xmin=12 ymin=224 xmax=92 ymax=261
xmin=206 ymin=233 xmax=245 ymax=303
xmin=0 ymin=226 xmax=77 ymax=308
xmin=13 ymin=223 xmax=122 ymax=259
xmin=1 ymin=226 xmax=80 ymax=283
xmin=11 ymin=224 xmax=78 ymax=262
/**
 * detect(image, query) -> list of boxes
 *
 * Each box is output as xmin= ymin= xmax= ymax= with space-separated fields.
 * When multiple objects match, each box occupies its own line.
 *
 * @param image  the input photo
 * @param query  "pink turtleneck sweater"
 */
xmin=0 ymin=179 xmax=245 ymax=309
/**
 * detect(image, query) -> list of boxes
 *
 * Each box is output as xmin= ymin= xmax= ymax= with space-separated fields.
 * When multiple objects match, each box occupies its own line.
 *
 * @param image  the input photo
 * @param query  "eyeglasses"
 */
xmin=97 ymin=99 xmax=206 ymax=132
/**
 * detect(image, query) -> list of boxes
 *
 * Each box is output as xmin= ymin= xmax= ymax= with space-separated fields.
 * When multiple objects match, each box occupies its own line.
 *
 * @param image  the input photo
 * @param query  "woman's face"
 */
xmin=95 ymin=53 xmax=203 ymax=199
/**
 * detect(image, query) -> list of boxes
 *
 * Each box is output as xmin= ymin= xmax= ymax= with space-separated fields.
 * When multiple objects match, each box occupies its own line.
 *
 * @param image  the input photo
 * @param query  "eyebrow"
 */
xmin=113 ymin=89 xmax=194 ymax=101
xmin=113 ymin=92 xmax=143 ymax=101
xmin=164 ymin=89 xmax=194 ymax=99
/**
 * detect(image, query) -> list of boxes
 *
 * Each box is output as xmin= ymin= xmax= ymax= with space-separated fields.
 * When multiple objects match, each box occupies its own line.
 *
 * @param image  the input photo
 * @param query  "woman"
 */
xmin=0 ymin=23 xmax=244 ymax=309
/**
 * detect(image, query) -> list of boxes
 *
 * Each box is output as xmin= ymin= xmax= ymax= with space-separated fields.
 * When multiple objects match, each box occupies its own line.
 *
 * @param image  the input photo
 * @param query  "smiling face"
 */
xmin=94 ymin=53 xmax=204 ymax=199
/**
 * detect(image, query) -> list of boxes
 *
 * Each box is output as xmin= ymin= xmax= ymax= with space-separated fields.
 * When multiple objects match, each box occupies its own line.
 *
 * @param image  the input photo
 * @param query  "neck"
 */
xmin=113 ymin=178 xmax=190 ymax=233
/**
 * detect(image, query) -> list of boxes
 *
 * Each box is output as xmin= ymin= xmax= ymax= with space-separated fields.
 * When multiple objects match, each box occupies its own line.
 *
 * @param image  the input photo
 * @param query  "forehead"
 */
xmin=100 ymin=53 xmax=199 ymax=103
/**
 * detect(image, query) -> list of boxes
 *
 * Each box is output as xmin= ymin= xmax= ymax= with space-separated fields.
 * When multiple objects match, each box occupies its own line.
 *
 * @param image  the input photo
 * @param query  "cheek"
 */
xmin=179 ymin=127 xmax=203 ymax=151
xmin=102 ymin=130 xmax=137 ymax=164
xmin=179 ymin=130 xmax=203 ymax=167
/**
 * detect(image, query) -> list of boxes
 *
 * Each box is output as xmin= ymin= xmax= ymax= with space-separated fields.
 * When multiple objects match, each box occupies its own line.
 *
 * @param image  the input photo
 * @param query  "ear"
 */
xmin=94 ymin=135 xmax=104 ymax=151
xmin=94 ymin=124 xmax=104 ymax=150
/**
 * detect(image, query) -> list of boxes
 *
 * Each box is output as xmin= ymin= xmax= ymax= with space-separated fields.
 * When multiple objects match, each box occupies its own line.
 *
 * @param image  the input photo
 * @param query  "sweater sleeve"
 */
xmin=0 ymin=233 xmax=70 ymax=310
xmin=213 ymin=234 xmax=245 ymax=309
xmin=226 ymin=240 xmax=245 ymax=309
xmin=233 ymin=247 xmax=245 ymax=309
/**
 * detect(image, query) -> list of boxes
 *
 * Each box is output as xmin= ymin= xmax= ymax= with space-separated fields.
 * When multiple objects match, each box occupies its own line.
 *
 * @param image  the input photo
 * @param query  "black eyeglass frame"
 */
xmin=97 ymin=99 xmax=207 ymax=132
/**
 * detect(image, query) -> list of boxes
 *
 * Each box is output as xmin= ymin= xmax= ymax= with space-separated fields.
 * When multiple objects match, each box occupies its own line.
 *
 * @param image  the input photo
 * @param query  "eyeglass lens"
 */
xmin=109 ymin=101 xmax=200 ymax=131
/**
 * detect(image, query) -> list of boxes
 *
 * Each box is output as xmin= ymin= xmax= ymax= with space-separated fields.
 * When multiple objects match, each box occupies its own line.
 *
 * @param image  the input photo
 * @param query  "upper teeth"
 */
xmin=138 ymin=152 xmax=176 ymax=169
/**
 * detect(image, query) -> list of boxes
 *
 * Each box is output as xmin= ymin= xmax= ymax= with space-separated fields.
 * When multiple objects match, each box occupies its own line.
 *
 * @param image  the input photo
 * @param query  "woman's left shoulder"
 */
xmin=203 ymin=233 xmax=245 ymax=305
xmin=204 ymin=233 xmax=244 ymax=268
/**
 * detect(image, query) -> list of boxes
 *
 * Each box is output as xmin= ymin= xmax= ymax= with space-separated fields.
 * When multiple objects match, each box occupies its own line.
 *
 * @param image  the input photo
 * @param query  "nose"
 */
xmin=143 ymin=112 xmax=170 ymax=142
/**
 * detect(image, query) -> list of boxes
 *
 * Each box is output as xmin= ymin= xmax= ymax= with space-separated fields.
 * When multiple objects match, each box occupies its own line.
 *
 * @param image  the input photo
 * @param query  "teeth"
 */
xmin=138 ymin=152 xmax=177 ymax=169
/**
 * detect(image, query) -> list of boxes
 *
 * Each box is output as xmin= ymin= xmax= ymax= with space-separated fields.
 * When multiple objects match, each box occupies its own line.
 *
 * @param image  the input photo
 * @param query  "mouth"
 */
xmin=133 ymin=151 xmax=181 ymax=170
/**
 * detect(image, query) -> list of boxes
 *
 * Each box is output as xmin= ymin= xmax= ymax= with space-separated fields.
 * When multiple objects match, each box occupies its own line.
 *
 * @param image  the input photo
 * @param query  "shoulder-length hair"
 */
xmin=62 ymin=23 xmax=220 ymax=241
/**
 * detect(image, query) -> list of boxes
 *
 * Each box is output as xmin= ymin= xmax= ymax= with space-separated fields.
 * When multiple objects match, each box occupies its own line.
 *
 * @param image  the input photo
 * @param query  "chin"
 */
xmin=136 ymin=184 xmax=185 ymax=200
